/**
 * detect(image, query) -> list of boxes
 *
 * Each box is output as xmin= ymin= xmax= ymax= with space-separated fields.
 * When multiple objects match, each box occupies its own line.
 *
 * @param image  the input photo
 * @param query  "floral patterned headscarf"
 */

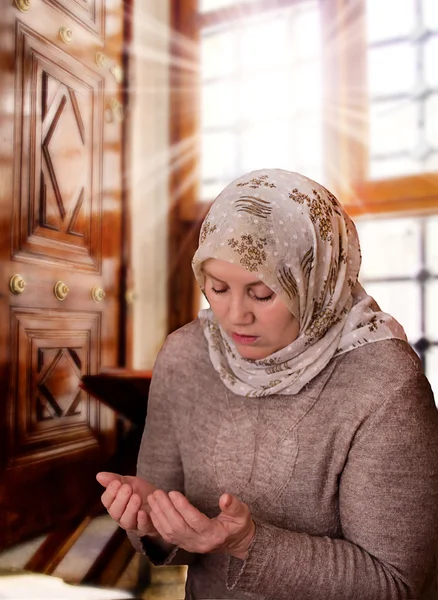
xmin=192 ymin=169 xmax=406 ymax=397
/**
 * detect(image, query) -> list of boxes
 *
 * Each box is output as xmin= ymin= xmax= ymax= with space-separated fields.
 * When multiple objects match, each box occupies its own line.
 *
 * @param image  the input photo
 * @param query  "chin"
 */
xmin=236 ymin=346 xmax=271 ymax=360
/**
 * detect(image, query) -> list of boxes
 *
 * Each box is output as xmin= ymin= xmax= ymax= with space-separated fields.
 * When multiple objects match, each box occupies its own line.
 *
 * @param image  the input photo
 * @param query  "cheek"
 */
xmin=260 ymin=307 xmax=297 ymax=337
xmin=205 ymin=294 xmax=225 ymax=318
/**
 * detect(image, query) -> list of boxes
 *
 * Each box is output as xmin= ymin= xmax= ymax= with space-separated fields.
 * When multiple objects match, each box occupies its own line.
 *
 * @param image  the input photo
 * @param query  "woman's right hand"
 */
xmin=96 ymin=471 xmax=159 ymax=538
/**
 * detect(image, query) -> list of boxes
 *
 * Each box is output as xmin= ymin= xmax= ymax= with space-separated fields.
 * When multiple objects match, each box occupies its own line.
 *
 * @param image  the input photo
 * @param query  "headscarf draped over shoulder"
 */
xmin=192 ymin=169 xmax=406 ymax=397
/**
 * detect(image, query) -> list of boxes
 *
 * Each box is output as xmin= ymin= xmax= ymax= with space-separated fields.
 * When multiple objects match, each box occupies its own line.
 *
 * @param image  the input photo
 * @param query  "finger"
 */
xmin=96 ymin=472 xmax=121 ymax=488
xmin=119 ymin=492 xmax=142 ymax=530
xmin=219 ymin=493 xmax=248 ymax=519
xmin=168 ymin=491 xmax=211 ymax=534
xmin=150 ymin=490 xmax=190 ymax=533
xmin=101 ymin=479 xmax=122 ymax=509
xmin=106 ymin=483 xmax=134 ymax=521
xmin=147 ymin=492 xmax=173 ymax=541
xmin=137 ymin=509 xmax=155 ymax=536
xmin=147 ymin=490 xmax=194 ymax=544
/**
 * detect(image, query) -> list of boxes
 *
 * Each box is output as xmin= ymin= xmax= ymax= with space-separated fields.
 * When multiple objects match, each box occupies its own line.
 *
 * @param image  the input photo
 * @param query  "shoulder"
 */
xmin=336 ymin=338 xmax=422 ymax=380
xmin=327 ymin=339 xmax=435 ymax=416
xmin=154 ymin=318 xmax=210 ymax=372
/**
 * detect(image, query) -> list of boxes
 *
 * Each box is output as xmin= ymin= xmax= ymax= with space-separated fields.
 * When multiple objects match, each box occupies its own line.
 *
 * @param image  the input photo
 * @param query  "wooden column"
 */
xmin=168 ymin=0 xmax=202 ymax=333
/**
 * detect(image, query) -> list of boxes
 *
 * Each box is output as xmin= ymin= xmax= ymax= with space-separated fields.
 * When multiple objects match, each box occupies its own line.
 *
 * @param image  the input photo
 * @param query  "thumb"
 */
xmin=96 ymin=472 xmax=122 ymax=488
xmin=219 ymin=493 xmax=246 ymax=517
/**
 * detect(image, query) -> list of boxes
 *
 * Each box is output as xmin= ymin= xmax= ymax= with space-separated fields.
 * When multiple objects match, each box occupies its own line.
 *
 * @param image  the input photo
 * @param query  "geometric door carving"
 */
xmin=41 ymin=83 xmax=87 ymax=238
xmin=9 ymin=308 xmax=102 ymax=467
xmin=37 ymin=347 xmax=83 ymax=421
xmin=13 ymin=23 xmax=104 ymax=272
xmin=44 ymin=0 xmax=105 ymax=39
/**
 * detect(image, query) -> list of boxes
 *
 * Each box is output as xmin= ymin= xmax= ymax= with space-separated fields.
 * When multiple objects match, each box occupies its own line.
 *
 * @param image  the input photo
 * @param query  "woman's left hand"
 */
xmin=146 ymin=490 xmax=255 ymax=560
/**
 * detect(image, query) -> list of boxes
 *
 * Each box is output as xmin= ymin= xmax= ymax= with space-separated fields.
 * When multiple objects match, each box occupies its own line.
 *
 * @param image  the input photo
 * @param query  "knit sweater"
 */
xmin=129 ymin=319 xmax=438 ymax=600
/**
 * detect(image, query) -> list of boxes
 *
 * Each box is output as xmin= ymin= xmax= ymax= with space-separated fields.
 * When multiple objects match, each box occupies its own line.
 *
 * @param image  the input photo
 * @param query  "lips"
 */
xmin=231 ymin=332 xmax=259 ymax=345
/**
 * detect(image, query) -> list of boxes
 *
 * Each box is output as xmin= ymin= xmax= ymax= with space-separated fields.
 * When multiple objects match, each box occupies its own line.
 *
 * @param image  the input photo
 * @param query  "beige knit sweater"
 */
xmin=129 ymin=320 xmax=438 ymax=600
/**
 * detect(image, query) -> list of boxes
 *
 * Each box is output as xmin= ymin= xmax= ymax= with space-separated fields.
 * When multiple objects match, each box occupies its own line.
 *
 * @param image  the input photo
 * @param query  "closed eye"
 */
xmin=210 ymin=286 xmax=274 ymax=301
xmin=253 ymin=293 xmax=274 ymax=302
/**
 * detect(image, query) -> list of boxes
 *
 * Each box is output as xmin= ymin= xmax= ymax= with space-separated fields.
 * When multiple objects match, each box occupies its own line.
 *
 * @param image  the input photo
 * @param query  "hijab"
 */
xmin=192 ymin=169 xmax=407 ymax=397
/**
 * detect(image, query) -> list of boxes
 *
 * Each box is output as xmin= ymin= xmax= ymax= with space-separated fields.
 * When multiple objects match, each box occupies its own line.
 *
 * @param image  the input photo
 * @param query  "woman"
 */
xmin=97 ymin=169 xmax=438 ymax=599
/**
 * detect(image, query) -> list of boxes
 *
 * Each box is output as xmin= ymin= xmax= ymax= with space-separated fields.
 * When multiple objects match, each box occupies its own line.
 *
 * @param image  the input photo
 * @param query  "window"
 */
xmin=200 ymin=1 xmax=323 ymax=202
xmin=366 ymin=0 xmax=438 ymax=179
xmin=357 ymin=215 xmax=438 ymax=400
xmin=170 ymin=0 xmax=438 ymax=382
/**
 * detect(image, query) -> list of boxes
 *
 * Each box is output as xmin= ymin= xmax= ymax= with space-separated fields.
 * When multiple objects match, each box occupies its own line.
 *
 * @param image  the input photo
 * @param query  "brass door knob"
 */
xmin=14 ymin=0 xmax=31 ymax=12
xmin=91 ymin=286 xmax=105 ymax=303
xmin=95 ymin=52 xmax=109 ymax=69
xmin=125 ymin=290 xmax=137 ymax=305
xmin=110 ymin=64 xmax=123 ymax=83
xmin=59 ymin=26 xmax=73 ymax=44
xmin=54 ymin=281 xmax=69 ymax=301
xmin=105 ymin=98 xmax=124 ymax=123
xmin=9 ymin=274 xmax=26 ymax=295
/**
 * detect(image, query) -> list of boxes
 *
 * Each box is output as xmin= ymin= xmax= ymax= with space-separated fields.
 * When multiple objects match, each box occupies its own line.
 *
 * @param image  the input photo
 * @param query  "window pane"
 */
xmin=290 ymin=115 xmax=323 ymax=168
xmin=201 ymin=132 xmax=238 ymax=180
xmin=200 ymin=1 xmax=323 ymax=195
xmin=425 ymin=93 xmax=438 ymax=146
xmin=290 ymin=8 xmax=321 ymax=60
xmin=291 ymin=62 xmax=322 ymax=111
xmin=367 ymin=43 xmax=416 ymax=96
xmin=240 ymin=117 xmax=322 ymax=175
xmin=240 ymin=123 xmax=294 ymax=173
xmin=425 ymin=347 xmax=438 ymax=404
xmin=202 ymin=81 xmax=237 ymax=128
xmin=365 ymin=1 xmax=438 ymax=180
xmin=365 ymin=282 xmax=421 ymax=342
xmin=366 ymin=0 xmax=415 ymax=43
xmin=357 ymin=218 xmax=421 ymax=278
xmin=200 ymin=0 xmax=257 ymax=12
xmin=369 ymin=100 xmax=418 ymax=155
xmin=424 ymin=36 xmax=438 ymax=87
xmin=241 ymin=17 xmax=290 ymax=70
xmin=426 ymin=281 xmax=438 ymax=338
xmin=239 ymin=74 xmax=293 ymax=121
xmin=426 ymin=216 xmax=438 ymax=274
xmin=201 ymin=32 xmax=237 ymax=80
xmin=423 ymin=0 xmax=438 ymax=30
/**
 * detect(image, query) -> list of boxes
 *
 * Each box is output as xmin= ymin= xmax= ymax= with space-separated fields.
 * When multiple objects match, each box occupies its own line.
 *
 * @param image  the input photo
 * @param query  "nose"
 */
xmin=228 ymin=294 xmax=254 ymax=326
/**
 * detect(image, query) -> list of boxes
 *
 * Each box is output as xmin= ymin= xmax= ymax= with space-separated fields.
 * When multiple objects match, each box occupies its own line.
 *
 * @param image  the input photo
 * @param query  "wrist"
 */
xmin=231 ymin=519 xmax=256 ymax=561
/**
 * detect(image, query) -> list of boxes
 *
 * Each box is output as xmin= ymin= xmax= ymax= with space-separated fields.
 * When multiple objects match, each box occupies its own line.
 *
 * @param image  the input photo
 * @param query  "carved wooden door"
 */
xmin=0 ymin=0 xmax=125 ymax=549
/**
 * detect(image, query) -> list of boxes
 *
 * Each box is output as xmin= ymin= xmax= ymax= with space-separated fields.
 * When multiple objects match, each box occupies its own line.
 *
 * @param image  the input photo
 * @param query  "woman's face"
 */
xmin=203 ymin=258 xmax=300 ymax=360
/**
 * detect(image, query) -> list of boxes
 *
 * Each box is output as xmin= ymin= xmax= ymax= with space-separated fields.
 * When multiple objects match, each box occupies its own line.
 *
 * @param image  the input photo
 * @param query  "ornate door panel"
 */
xmin=0 ymin=0 xmax=125 ymax=549
xmin=14 ymin=22 xmax=103 ymax=270
xmin=44 ymin=0 xmax=105 ymax=38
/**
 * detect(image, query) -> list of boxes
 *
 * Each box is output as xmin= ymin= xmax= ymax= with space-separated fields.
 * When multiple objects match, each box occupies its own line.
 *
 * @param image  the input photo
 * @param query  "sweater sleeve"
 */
xmin=126 ymin=338 xmax=196 ymax=566
xmin=226 ymin=370 xmax=438 ymax=599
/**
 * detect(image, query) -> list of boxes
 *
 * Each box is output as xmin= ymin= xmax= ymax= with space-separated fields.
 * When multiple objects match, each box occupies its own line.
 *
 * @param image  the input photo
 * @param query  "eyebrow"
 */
xmin=203 ymin=268 xmax=267 ymax=287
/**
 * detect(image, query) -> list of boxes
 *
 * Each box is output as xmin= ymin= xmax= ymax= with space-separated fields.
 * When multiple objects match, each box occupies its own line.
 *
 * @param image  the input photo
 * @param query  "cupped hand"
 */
xmin=96 ymin=471 xmax=159 ymax=538
xmin=147 ymin=490 xmax=255 ymax=559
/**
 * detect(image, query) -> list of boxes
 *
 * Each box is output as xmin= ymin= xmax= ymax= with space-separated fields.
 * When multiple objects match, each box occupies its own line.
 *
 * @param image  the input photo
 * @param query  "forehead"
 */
xmin=202 ymin=258 xmax=267 ymax=286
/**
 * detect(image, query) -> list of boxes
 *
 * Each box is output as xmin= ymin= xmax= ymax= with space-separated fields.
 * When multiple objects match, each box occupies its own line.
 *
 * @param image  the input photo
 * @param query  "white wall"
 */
xmin=130 ymin=0 xmax=170 ymax=369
